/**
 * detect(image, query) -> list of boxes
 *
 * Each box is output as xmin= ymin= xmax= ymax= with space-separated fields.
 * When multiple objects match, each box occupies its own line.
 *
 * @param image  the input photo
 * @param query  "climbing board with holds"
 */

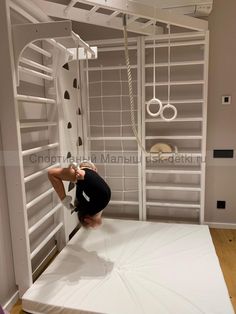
xmin=56 ymin=57 xmax=86 ymax=236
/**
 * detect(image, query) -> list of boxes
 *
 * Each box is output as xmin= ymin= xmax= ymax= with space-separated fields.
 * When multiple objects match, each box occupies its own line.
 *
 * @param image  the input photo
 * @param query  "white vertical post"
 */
xmin=0 ymin=0 xmax=32 ymax=296
xmin=43 ymin=43 xmax=66 ymax=250
xmin=137 ymin=37 xmax=143 ymax=221
xmin=200 ymin=31 xmax=209 ymax=224
xmin=141 ymin=36 xmax=147 ymax=221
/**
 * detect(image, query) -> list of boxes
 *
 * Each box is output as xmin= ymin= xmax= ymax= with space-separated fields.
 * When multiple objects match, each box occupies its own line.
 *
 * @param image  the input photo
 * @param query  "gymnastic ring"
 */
xmin=160 ymin=103 xmax=177 ymax=121
xmin=146 ymin=98 xmax=163 ymax=117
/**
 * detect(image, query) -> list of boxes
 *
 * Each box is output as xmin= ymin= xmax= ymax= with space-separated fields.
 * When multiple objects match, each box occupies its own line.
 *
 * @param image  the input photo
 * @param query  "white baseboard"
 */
xmin=3 ymin=290 xmax=19 ymax=312
xmin=204 ymin=221 xmax=236 ymax=229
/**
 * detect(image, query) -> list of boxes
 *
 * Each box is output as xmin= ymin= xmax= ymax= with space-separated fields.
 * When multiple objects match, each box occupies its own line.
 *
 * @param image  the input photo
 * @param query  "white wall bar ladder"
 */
xmin=6 ymin=12 xmax=95 ymax=296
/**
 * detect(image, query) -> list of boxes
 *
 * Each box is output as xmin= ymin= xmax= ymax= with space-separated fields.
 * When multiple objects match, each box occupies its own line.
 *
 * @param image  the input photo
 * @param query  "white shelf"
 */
xmin=89 ymin=80 xmax=138 ymax=84
xmin=146 ymin=200 xmax=200 ymax=208
xmin=107 ymin=176 xmax=138 ymax=179
xmin=20 ymin=122 xmax=57 ymax=129
xmin=145 ymin=40 xmax=205 ymax=48
xmin=146 ymin=149 xmax=202 ymax=157
xmin=175 ymin=148 xmax=202 ymax=155
xmin=146 ymin=183 xmax=201 ymax=191
xmin=145 ymin=99 xmax=203 ymax=105
xmin=89 ymin=94 xmax=137 ymax=99
xmin=96 ymin=162 xmax=138 ymax=166
xmin=91 ymin=150 xmax=138 ymax=153
xmin=146 ymin=166 xmax=201 ymax=174
xmin=146 ymin=134 xmax=202 ymax=140
xmin=145 ymin=61 xmax=204 ymax=68
xmin=109 ymin=200 xmax=139 ymax=205
xmin=90 ymin=109 xmax=138 ymax=113
xmin=148 ymin=217 xmax=199 ymax=224
xmin=17 ymin=94 xmax=56 ymax=104
xmin=90 ymin=124 xmax=134 ymax=128
xmin=88 ymin=65 xmax=138 ymax=71
xmin=145 ymin=115 xmax=203 ymax=123
xmin=89 ymin=136 xmax=136 ymax=141
xmin=145 ymin=80 xmax=204 ymax=87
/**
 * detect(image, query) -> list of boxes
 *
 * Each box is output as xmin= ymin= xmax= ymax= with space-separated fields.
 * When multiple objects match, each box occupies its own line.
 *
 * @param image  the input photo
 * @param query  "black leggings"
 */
xmin=75 ymin=168 xmax=111 ymax=216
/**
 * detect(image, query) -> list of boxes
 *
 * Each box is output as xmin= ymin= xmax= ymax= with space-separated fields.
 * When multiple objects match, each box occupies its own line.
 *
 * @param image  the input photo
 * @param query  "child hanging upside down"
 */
xmin=48 ymin=160 xmax=111 ymax=228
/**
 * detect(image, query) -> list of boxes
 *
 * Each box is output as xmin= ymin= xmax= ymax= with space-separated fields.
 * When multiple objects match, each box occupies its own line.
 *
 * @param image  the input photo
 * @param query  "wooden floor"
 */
xmin=10 ymin=228 xmax=236 ymax=314
xmin=210 ymin=228 xmax=236 ymax=311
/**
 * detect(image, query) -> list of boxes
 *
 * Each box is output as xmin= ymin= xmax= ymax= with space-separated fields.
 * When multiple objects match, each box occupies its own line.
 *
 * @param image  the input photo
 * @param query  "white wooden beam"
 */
xmin=127 ymin=15 xmax=138 ymax=25
xmin=64 ymin=0 xmax=77 ymax=15
xmin=10 ymin=1 xmax=73 ymax=58
xmin=87 ymin=5 xmax=99 ymax=18
xmin=136 ymin=0 xmax=212 ymax=9
xmin=106 ymin=10 xmax=120 ymax=21
xmin=33 ymin=0 xmax=162 ymax=36
xmin=78 ymin=0 xmax=208 ymax=30
xmin=12 ymin=20 xmax=72 ymax=84
xmin=140 ymin=20 xmax=154 ymax=30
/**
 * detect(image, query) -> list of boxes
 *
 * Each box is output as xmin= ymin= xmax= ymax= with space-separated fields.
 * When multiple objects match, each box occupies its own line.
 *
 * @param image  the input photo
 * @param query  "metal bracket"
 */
xmin=12 ymin=20 xmax=72 ymax=85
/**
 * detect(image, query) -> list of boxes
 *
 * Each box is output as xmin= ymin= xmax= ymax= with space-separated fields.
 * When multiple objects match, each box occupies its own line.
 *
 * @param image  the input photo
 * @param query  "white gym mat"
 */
xmin=22 ymin=218 xmax=234 ymax=314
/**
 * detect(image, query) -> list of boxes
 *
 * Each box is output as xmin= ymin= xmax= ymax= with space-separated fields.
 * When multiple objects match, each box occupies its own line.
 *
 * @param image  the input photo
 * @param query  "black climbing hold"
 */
xmin=68 ymin=182 xmax=75 ymax=192
xmin=77 ymin=137 xmax=82 ymax=146
xmin=63 ymin=63 xmax=69 ymax=70
xmin=64 ymin=90 xmax=70 ymax=99
xmin=67 ymin=152 xmax=72 ymax=159
xmin=67 ymin=122 xmax=72 ymax=129
xmin=73 ymin=78 xmax=77 ymax=88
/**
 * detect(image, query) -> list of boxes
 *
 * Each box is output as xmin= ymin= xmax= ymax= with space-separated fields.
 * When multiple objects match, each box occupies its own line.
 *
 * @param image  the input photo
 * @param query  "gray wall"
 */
xmin=205 ymin=0 xmax=236 ymax=223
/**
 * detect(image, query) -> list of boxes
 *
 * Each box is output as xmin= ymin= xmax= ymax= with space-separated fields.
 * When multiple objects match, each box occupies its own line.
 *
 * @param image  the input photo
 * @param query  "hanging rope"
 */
xmin=123 ymin=15 xmax=149 ymax=157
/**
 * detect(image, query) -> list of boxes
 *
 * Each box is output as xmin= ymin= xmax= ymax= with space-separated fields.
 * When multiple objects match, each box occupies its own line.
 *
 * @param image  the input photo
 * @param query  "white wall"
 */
xmin=0 ymin=125 xmax=17 ymax=307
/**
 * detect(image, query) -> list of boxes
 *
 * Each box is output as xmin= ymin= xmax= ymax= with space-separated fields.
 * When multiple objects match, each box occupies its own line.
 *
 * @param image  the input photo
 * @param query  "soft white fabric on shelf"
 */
xmin=22 ymin=218 xmax=234 ymax=314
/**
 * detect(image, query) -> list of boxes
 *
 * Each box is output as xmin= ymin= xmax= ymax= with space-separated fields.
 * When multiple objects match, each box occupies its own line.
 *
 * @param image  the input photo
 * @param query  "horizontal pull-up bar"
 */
xmin=71 ymin=31 xmax=96 ymax=58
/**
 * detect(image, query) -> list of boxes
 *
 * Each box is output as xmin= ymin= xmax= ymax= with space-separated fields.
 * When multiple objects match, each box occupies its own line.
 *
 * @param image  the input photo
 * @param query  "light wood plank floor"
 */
xmin=210 ymin=228 xmax=236 ymax=311
xmin=10 ymin=228 xmax=236 ymax=314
